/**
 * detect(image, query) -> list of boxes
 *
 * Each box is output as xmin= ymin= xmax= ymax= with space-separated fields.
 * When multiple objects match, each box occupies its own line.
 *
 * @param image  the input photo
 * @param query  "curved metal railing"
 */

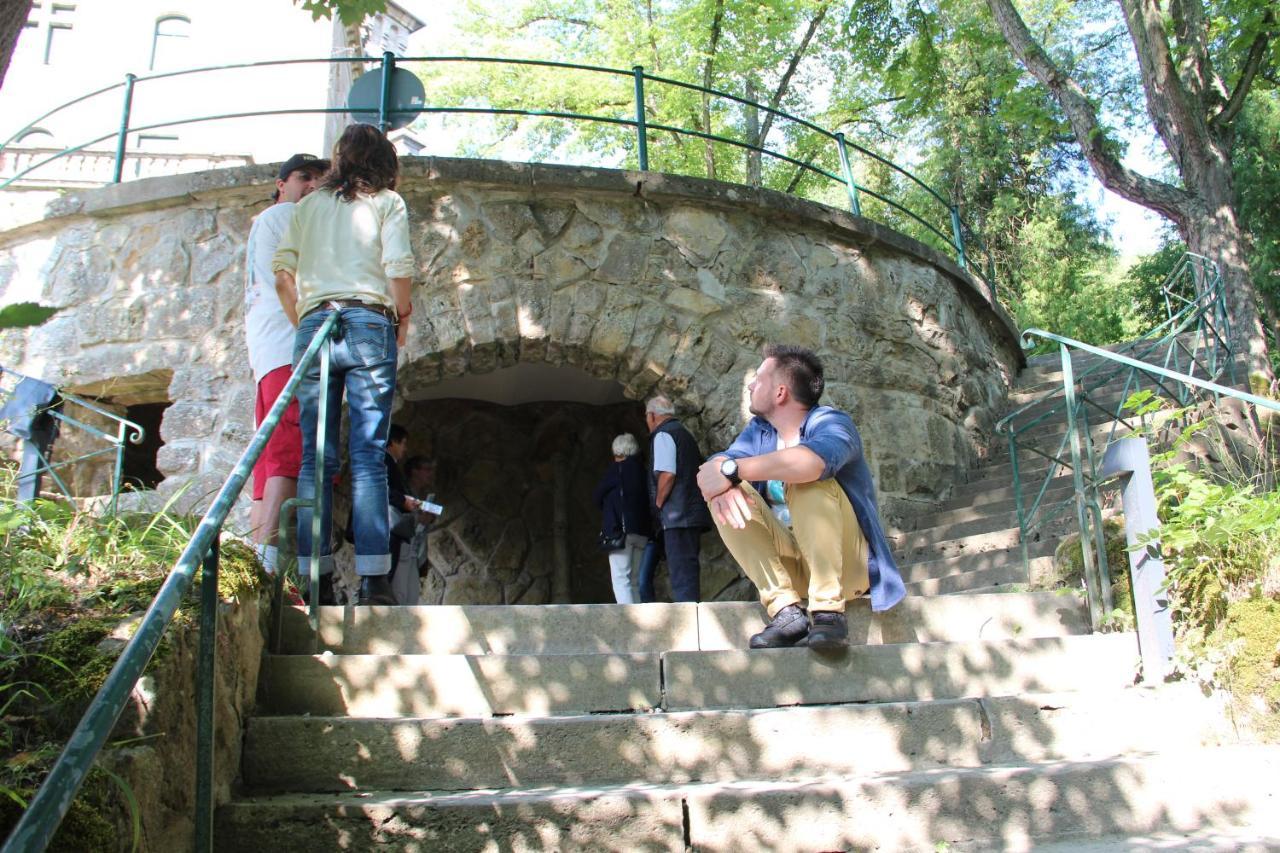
xmin=1 ymin=313 xmax=340 ymax=853
xmin=993 ymin=253 xmax=1272 ymax=628
xmin=0 ymin=54 xmax=997 ymax=298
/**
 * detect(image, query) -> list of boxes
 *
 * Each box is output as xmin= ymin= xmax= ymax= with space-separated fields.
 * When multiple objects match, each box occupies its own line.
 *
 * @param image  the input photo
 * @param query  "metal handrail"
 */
xmin=994 ymin=254 xmax=1276 ymax=627
xmin=0 ymin=367 xmax=147 ymax=514
xmin=0 ymin=54 xmax=996 ymax=294
xmin=1 ymin=312 xmax=339 ymax=853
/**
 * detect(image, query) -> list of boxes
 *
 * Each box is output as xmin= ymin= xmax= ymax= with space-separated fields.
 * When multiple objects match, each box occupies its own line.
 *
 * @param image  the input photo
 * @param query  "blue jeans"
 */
xmin=294 ymin=306 xmax=397 ymax=577
xmin=637 ymin=537 xmax=660 ymax=603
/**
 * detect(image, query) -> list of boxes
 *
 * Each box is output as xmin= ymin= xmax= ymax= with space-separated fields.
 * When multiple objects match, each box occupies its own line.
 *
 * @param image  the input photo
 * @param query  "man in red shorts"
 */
xmin=244 ymin=153 xmax=329 ymax=579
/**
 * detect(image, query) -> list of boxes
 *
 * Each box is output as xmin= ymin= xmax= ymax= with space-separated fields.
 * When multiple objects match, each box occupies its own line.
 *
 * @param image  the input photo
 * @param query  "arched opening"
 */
xmin=394 ymin=362 xmax=647 ymax=605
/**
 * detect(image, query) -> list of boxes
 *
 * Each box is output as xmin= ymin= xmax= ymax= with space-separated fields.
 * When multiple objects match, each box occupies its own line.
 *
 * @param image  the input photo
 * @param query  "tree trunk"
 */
xmin=0 ymin=0 xmax=32 ymax=92
xmin=745 ymin=80 xmax=761 ymax=187
xmin=1180 ymin=160 xmax=1273 ymax=384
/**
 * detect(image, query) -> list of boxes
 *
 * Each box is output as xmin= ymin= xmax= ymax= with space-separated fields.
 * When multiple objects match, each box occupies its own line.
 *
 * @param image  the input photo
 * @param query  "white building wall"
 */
xmin=0 ymin=1 xmax=344 ymax=173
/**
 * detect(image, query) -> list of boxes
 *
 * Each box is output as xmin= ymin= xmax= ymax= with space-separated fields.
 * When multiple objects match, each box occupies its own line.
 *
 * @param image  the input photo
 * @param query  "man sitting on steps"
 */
xmin=697 ymin=344 xmax=906 ymax=649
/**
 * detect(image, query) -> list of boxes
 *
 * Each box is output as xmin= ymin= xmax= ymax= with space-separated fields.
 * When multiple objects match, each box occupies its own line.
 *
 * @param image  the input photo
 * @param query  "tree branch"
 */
xmin=985 ymin=0 xmax=1191 ymax=223
xmin=517 ymin=15 xmax=595 ymax=30
xmin=758 ymin=2 xmax=830 ymax=147
xmin=701 ymin=0 xmax=725 ymax=180
xmin=1214 ymin=10 xmax=1274 ymax=128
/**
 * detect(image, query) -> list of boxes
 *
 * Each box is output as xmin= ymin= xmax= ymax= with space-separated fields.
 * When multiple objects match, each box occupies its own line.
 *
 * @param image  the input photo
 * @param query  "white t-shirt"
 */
xmin=652 ymin=432 xmax=677 ymax=474
xmin=244 ymin=202 xmax=298 ymax=384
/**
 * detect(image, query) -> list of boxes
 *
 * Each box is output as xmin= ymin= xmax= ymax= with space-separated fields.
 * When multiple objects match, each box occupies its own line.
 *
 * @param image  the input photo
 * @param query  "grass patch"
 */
xmin=0 ymin=466 xmax=267 ymax=849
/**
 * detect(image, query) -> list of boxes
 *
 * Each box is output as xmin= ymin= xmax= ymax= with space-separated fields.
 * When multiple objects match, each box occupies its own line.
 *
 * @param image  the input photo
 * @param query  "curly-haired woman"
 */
xmin=273 ymin=123 xmax=415 ymax=606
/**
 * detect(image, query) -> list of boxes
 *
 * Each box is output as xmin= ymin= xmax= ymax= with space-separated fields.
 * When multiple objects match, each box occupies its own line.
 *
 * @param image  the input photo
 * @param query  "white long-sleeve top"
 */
xmin=272 ymin=187 xmax=415 ymax=319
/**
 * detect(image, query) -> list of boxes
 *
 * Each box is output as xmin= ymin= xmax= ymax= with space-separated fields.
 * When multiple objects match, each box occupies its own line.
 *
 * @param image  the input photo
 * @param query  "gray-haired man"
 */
xmin=645 ymin=395 xmax=711 ymax=601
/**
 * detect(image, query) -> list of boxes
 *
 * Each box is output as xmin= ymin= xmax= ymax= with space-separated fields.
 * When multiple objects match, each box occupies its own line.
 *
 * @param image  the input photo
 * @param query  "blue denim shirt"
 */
xmin=717 ymin=406 xmax=906 ymax=612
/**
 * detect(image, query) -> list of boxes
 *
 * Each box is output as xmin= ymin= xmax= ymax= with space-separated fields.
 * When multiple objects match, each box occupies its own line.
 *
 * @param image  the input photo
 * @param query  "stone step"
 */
xmin=662 ymin=633 xmax=1138 ymax=712
xmin=906 ymin=564 xmax=1029 ymax=595
xmin=898 ymin=543 xmax=1056 ymax=586
xmin=911 ymin=483 xmax=1076 ymax=530
xmin=699 ymin=593 xmax=1088 ymax=648
xmin=241 ymin=685 xmax=1227 ymax=794
xmin=895 ymin=519 xmax=1055 ymax=564
xmin=215 ymin=745 xmax=1280 ymax=852
xmin=941 ymin=472 xmax=1074 ymax=510
xmin=276 ymin=593 xmax=1086 ymax=656
xmin=258 ymin=634 xmax=1139 ymax=719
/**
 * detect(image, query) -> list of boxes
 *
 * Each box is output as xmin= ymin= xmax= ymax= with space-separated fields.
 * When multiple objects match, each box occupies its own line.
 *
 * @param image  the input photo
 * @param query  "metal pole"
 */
xmin=309 ymin=336 xmax=331 ymax=630
xmin=112 ymin=73 xmax=137 ymax=184
xmin=834 ymin=133 xmax=861 ymax=217
xmin=1060 ymin=344 xmax=1105 ymax=629
xmin=377 ymin=51 xmax=395 ymax=133
xmin=1008 ymin=430 xmax=1030 ymax=577
xmin=194 ymin=535 xmax=219 ymax=853
xmin=950 ymin=205 xmax=967 ymax=269
xmin=110 ymin=421 xmax=126 ymax=517
xmin=632 ymin=65 xmax=649 ymax=171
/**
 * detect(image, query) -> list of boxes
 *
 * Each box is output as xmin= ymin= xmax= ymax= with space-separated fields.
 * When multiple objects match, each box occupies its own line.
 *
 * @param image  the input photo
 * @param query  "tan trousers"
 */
xmin=714 ymin=480 xmax=870 ymax=617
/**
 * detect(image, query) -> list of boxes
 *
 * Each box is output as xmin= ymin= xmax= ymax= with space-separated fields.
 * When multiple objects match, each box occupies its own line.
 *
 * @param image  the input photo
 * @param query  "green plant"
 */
xmin=1125 ymin=395 xmax=1280 ymax=737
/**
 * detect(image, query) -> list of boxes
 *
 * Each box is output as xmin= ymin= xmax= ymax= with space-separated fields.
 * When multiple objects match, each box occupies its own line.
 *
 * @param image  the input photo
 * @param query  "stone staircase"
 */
xmin=214 ymin=350 xmax=1279 ymax=851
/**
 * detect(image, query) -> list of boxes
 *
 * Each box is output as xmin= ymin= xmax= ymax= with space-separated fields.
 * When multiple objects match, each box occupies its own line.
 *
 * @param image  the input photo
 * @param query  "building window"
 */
xmin=149 ymin=15 xmax=190 ymax=71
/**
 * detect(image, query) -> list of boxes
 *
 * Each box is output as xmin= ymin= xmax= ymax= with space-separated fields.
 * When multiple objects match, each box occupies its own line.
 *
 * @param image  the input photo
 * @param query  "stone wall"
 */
xmin=0 ymin=158 xmax=1024 ymax=601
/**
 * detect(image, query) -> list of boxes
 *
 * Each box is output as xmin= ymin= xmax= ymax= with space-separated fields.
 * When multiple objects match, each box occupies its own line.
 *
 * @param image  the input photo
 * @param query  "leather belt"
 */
xmin=303 ymin=299 xmax=397 ymax=321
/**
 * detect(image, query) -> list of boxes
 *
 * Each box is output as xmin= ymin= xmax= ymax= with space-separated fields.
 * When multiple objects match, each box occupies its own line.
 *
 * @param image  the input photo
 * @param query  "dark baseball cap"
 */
xmin=277 ymin=153 xmax=329 ymax=180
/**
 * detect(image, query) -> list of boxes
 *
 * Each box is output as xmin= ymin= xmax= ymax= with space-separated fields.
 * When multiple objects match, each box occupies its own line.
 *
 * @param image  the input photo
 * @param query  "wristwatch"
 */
xmin=719 ymin=457 xmax=741 ymax=485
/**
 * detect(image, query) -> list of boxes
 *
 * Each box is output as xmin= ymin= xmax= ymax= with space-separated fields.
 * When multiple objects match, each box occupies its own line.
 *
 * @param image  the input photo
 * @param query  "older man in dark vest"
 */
xmin=645 ymin=395 xmax=712 ymax=601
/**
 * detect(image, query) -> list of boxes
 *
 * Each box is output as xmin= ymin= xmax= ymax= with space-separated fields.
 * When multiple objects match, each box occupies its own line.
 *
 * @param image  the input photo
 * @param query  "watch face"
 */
xmin=720 ymin=459 xmax=737 ymax=478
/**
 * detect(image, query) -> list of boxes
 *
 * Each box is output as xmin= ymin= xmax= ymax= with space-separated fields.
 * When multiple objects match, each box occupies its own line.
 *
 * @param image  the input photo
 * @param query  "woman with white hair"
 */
xmin=592 ymin=432 xmax=653 ymax=603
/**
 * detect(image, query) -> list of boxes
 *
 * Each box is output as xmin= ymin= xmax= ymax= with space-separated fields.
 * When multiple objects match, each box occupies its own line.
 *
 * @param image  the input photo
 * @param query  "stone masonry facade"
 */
xmin=0 ymin=158 xmax=1023 ymax=603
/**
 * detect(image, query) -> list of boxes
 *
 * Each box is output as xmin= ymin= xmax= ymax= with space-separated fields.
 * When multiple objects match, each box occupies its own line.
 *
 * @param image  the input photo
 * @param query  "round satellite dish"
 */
xmin=347 ymin=66 xmax=425 ymax=131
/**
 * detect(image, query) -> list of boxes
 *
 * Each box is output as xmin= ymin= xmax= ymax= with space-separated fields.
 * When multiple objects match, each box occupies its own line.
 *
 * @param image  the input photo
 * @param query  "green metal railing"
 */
xmin=0 ymin=54 xmax=997 ymax=299
xmin=0 ymin=367 xmax=146 ymax=515
xmin=994 ymin=253 xmax=1276 ymax=627
xmin=1 ymin=312 xmax=339 ymax=853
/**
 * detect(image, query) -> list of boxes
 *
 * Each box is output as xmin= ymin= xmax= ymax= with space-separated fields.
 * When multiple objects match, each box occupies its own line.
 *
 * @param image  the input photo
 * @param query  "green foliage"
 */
xmin=0 ymin=465 xmax=267 ymax=847
xmin=0 ymin=303 xmax=57 ymax=329
xmin=1129 ymin=397 xmax=1280 ymax=735
xmin=293 ymin=0 xmax=387 ymax=27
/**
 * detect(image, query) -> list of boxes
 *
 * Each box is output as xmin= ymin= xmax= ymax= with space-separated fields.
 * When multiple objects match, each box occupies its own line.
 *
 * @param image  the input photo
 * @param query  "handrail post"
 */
xmin=1101 ymin=437 xmax=1175 ymax=682
xmin=950 ymin=205 xmax=967 ymax=269
xmin=309 ymin=336 xmax=332 ymax=630
xmin=112 ymin=73 xmax=137 ymax=184
xmin=1008 ymin=430 xmax=1030 ymax=576
xmin=1060 ymin=344 xmax=1105 ymax=629
xmin=377 ymin=51 xmax=395 ymax=133
xmin=632 ymin=65 xmax=649 ymax=171
xmin=194 ymin=534 xmax=219 ymax=853
xmin=834 ymin=132 xmax=861 ymax=217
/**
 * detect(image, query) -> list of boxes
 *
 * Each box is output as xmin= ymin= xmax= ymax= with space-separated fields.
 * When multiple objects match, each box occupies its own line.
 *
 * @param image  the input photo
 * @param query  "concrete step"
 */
xmin=912 ymin=483 xmax=1076 ymax=529
xmin=898 ymin=544 xmax=1056 ymax=586
xmin=896 ymin=519 xmax=1056 ymax=563
xmin=941 ymin=472 xmax=1074 ymax=510
xmin=215 ymin=745 xmax=1280 ymax=852
xmin=662 ymin=633 xmax=1139 ymax=712
xmin=258 ymin=634 xmax=1139 ymax=719
xmin=907 ymin=564 xmax=1031 ymax=595
xmin=276 ymin=593 xmax=1087 ymax=656
xmin=699 ymin=593 xmax=1089 ymax=648
xmin=241 ymin=685 xmax=1228 ymax=794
